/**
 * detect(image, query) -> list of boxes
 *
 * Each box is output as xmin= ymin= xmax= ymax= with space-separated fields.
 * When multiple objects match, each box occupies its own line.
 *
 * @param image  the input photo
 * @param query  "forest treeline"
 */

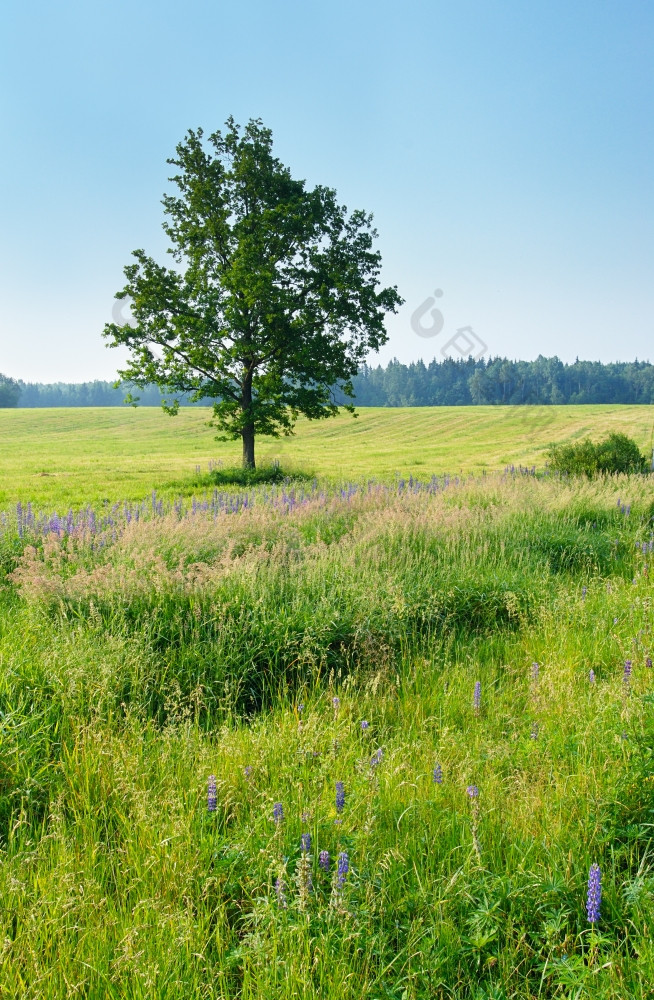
xmin=1 ymin=380 xmax=208 ymax=408
xmin=1 ymin=356 xmax=654 ymax=408
xmin=350 ymin=356 xmax=654 ymax=406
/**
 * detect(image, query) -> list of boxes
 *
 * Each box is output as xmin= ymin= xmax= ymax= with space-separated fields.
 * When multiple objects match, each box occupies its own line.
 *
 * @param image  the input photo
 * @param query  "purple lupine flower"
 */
xmin=624 ymin=660 xmax=632 ymax=684
xmin=582 ymin=586 xmax=587 ymax=600
xmin=319 ymin=850 xmax=330 ymax=872
xmin=587 ymin=863 xmax=601 ymax=924
xmin=646 ymin=657 xmax=652 ymax=668
xmin=466 ymin=785 xmax=479 ymax=798
xmin=531 ymin=662 xmax=539 ymax=682
xmin=207 ymin=775 xmax=217 ymax=812
xmin=336 ymin=851 xmax=349 ymax=889
xmin=244 ymin=765 xmax=253 ymax=779
xmin=589 ymin=669 xmax=596 ymax=684
xmin=370 ymin=748 xmax=383 ymax=768
xmin=332 ymin=696 xmax=340 ymax=712
xmin=433 ymin=762 xmax=443 ymax=784
xmin=273 ymin=802 xmax=284 ymax=824
xmin=360 ymin=719 xmax=370 ymax=731
xmin=301 ymin=832 xmax=311 ymax=853
xmin=473 ymin=681 xmax=481 ymax=712
xmin=335 ymin=781 xmax=345 ymax=813
xmin=298 ymin=703 xmax=305 ymax=716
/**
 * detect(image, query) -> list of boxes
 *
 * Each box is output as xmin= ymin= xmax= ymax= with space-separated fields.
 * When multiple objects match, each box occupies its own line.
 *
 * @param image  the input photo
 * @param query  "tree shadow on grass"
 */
xmin=205 ymin=463 xmax=315 ymax=487
xmin=163 ymin=462 xmax=316 ymax=494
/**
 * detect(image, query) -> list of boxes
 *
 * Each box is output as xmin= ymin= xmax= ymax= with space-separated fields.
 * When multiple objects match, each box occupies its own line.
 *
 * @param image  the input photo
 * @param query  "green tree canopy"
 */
xmin=104 ymin=117 xmax=402 ymax=467
xmin=0 ymin=374 xmax=21 ymax=408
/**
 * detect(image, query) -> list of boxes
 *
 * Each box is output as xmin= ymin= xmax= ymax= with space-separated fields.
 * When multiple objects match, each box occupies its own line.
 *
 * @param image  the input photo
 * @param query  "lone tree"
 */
xmin=104 ymin=117 xmax=402 ymax=468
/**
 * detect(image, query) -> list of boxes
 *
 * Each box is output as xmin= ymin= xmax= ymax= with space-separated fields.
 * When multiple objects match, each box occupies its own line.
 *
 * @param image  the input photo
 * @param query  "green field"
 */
xmin=1 ymin=404 xmax=653 ymax=507
xmin=1 ymin=410 xmax=653 ymax=998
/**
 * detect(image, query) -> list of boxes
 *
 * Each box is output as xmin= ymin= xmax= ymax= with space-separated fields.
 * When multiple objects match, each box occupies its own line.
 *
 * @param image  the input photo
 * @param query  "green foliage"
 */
xmin=1 ymin=472 xmax=654 ymax=995
xmin=548 ymin=432 xmax=650 ymax=476
xmin=0 ymin=373 xmax=21 ymax=407
xmin=1 ymin=404 xmax=653 ymax=509
xmin=103 ymin=116 xmax=402 ymax=467
xmin=14 ymin=356 xmax=654 ymax=408
xmin=352 ymin=355 xmax=654 ymax=406
xmin=204 ymin=462 xmax=307 ymax=487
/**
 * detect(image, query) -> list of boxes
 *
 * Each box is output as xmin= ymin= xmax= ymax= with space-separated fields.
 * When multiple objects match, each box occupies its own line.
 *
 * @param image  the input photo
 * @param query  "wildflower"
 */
xmin=646 ymin=657 xmax=652 ymax=669
xmin=244 ymin=765 xmax=253 ymax=779
xmin=589 ymin=669 xmax=596 ymax=684
xmin=467 ymin=784 xmax=479 ymax=798
xmin=473 ymin=681 xmax=481 ymax=712
xmin=273 ymin=802 xmax=284 ymax=824
xmin=624 ymin=660 xmax=632 ymax=688
xmin=433 ymin=762 xmax=443 ymax=784
xmin=361 ymin=720 xmax=369 ymax=731
xmin=295 ymin=851 xmax=312 ymax=909
xmin=319 ymin=849 xmax=330 ymax=872
xmin=531 ymin=662 xmax=539 ymax=682
xmin=582 ymin=586 xmax=587 ymax=600
xmin=301 ymin=832 xmax=311 ymax=853
xmin=332 ymin=696 xmax=340 ymax=713
xmin=370 ymin=748 xmax=383 ymax=768
xmin=587 ymin=863 xmax=601 ymax=924
xmin=336 ymin=851 xmax=349 ymax=889
xmin=335 ymin=781 xmax=345 ymax=813
xmin=530 ymin=721 xmax=539 ymax=740
xmin=207 ymin=775 xmax=217 ymax=813
xmin=275 ymin=875 xmax=287 ymax=908
xmin=298 ymin=703 xmax=305 ymax=716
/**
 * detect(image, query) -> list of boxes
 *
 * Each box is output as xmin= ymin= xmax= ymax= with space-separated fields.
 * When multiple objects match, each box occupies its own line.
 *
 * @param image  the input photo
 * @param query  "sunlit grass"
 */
xmin=0 ymin=403 xmax=652 ymax=507
xmin=0 ymin=468 xmax=653 ymax=997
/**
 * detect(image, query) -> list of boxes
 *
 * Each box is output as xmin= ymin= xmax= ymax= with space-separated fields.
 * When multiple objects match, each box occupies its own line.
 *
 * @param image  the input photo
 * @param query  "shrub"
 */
xmin=548 ymin=432 xmax=649 ymax=477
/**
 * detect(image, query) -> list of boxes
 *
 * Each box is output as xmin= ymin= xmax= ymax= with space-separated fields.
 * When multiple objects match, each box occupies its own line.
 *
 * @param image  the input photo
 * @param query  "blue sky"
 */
xmin=1 ymin=0 xmax=652 ymax=382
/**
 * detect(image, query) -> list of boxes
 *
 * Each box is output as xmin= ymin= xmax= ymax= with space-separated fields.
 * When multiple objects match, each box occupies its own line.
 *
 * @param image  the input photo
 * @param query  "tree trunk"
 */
xmin=242 ymin=423 xmax=255 ymax=469
xmin=241 ymin=366 xmax=255 ymax=469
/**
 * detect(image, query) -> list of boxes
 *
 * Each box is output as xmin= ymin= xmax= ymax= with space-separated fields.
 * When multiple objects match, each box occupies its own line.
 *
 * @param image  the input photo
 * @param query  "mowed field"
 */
xmin=1 ymin=403 xmax=653 ymax=507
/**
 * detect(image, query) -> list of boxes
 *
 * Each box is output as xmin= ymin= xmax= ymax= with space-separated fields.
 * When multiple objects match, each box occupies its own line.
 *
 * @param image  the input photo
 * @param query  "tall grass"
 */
xmin=0 ymin=471 xmax=653 ymax=998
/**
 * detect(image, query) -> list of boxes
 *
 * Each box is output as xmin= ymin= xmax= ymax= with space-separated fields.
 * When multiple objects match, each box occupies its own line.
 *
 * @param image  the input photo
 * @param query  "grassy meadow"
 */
xmin=1 ymin=407 xmax=653 ymax=998
xmin=1 ymin=403 xmax=653 ymax=507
